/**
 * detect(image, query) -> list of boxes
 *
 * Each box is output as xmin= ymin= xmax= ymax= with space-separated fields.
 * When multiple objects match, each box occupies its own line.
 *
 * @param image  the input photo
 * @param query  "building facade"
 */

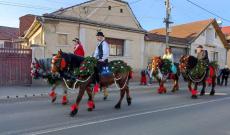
xmin=146 ymin=19 xmax=228 ymax=68
xmin=23 ymin=0 xmax=146 ymax=71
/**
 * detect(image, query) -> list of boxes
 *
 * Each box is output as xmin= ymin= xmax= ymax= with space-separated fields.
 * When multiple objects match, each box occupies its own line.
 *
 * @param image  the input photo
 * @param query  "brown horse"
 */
xmin=151 ymin=56 xmax=180 ymax=94
xmin=51 ymin=50 xmax=132 ymax=117
xmin=179 ymin=55 xmax=216 ymax=99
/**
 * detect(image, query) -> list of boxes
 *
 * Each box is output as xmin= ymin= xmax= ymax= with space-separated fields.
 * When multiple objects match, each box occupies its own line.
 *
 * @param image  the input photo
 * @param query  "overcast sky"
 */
xmin=0 ymin=0 xmax=229 ymax=30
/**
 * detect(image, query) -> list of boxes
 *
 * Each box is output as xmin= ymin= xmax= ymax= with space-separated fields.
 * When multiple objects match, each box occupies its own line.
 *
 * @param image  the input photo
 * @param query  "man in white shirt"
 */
xmin=93 ymin=31 xmax=109 ymax=62
xmin=93 ymin=32 xmax=110 ymax=85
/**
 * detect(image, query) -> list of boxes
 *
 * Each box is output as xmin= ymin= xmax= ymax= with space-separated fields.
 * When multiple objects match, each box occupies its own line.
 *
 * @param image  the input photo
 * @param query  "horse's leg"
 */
xmin=210 ymin=76 xmax=216 ymax=96
xmin=61 ymin=82 xmax=68 ymax=105
xmin=115 ymin=81 xmax=127 ymax=109
xmin=158 ymin=80 xmax=166 ymax=94
xmin=70 ymin=85 xmax=86 ymax=117
xmin=125 ymin=85 xmax=132 ymax=106
xmin=49 ymin=83 xmax=57 ymax=103
xmin=86 ymin=86 xmax=95 ymax=111
xmin=172 ymin=75 xmax=179 ymax=92
xmin=188 ymin=81 xmax=192 ymax=92
xmin=103 ymin=87 xmax=109 ymax=100
xmin=200 ymin=80 xmax=206 ymax=96
xmin=191 ymin=83 xmax=198 ymax=99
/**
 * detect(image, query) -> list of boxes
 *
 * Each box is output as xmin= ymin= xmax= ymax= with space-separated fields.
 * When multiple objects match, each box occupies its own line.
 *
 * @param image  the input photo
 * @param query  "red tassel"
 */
xmin=209 ymin=66 xmax=215 ymax=77
xmin=62 ymin=95 xmax=67 ymax=104
xmin=191 ymin=89 xmax=197 ymax=95
xmin=93 ymin=84 xmax=99 ymax=93
xmin=87 ymin=101 xmax=94 ymax=109
xmin=129 ymin=71 xmax=133 ymax=79
xmin=49 ymin=90 xmax=56 ymax=98
xmin=71 ymin=104 xmax=78 ymax=111
xmin=158 ymin=85 xmax=166 ymax=93
xmin=206 ymin=77 xmax=212 ymax=85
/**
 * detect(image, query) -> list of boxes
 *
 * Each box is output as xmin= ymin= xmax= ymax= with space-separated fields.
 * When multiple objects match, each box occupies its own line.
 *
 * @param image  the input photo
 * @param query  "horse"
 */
xmin=151 ymin=56 xmax=180 ymax=94
xmin=31 ymin=58 xmax=69 ymax=104
xmin=179 ymin=55 xmax=216 ymax=99
xmin=51 ymin=50 xmax=132 ymax=117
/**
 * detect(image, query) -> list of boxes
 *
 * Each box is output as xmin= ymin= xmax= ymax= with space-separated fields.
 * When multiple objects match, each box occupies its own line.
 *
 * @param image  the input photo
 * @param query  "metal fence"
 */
xmin=0 ymin=48 xmax=32 ymax=86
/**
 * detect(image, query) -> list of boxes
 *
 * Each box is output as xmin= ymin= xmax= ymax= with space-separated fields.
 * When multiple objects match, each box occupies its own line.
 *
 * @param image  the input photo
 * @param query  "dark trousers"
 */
xmin=221 ymin=76 xmax=228 ymax=86
xmin=95 ymin=59 xmax=108 ymax=83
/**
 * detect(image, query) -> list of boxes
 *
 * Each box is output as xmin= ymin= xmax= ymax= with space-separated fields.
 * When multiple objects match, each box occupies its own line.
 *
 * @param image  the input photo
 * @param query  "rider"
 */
xmin=162 ymin=47 xmax=176 ymax=74
xmin=163 ymin=47 xmax=174 ymax=63
xmin=73 ymin=38 xmax=85 ymax=57
xmin=93 ymin=31 xmax=110 ymax=86
xmin=196 ymin=45 xmax=209 ymax=75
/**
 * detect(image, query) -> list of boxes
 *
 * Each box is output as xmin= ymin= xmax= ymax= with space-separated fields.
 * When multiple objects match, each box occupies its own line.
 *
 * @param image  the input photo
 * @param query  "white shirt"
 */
xmin=163 ymin=53 xmax=174 ymax=63
xmin=93 ymin=40 xmax=109 ymax=61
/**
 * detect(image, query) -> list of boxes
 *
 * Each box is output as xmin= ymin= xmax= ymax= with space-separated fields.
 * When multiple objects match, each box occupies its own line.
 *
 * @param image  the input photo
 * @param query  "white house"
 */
xmin=145 ymin=19 xmax=229 ymax=68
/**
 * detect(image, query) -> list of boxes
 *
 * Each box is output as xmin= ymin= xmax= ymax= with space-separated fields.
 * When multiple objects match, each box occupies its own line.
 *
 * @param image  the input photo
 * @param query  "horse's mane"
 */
xmin=187 ymin=55 xmax=198 ymax=69
xmin=61 ymin=52 xmax=84 ymax=70
xmin=36 ymin=58 xmax=52 ymax=72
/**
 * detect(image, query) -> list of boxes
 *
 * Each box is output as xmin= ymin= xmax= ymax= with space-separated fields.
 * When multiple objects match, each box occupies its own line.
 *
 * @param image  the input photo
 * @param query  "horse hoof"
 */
xmin=200 ymin=92 xmax=205 ymax=96
xmin=127 ymin=97 xmax=132 ymax=106
xmin=62 ymin=102 xmax=68 ymax=105
xmin=70 ymin=109 xmax=78 ymax=117
xmin=51 ymin=97 xmax=57 ymax=103
xmin=87 ymin=108 xmax=93 ymax=112
xmin=210 ymin=91 xmax=215 ymax=96
xmin=191 ymin=95 xmax=198 ymax=99
xmin=103 ymin=96 xmax=107 ymax=101
xmin=171 ymin=90 xmax=176 ymax=93
xmin=114 ymin=104 xmax=121 ymax=109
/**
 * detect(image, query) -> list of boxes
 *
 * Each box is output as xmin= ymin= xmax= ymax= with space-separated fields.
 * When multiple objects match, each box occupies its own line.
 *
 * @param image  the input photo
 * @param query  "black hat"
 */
xmin=72 ymin=38 xmax=79 ymax=42
xmin=197 ymin=45 xmax=203 ymax=49
xmin=96 ymin=32 xmax=104 ymax=37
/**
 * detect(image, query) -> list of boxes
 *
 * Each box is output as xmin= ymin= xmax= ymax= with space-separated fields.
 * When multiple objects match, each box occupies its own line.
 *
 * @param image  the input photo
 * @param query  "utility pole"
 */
xmin=164 ymin=0 xmax=173 ymax=48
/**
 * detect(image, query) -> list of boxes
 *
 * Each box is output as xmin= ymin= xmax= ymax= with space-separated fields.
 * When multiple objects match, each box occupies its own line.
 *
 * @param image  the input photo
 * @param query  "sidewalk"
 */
xmin=0 ymin=81 xmax=186 ymax=99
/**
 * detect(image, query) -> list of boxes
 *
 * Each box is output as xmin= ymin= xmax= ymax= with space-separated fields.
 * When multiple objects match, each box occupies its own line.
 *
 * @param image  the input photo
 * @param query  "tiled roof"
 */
xmin=145 ymin=33 xmax=189 ymax=45
xmin=221 ymin=26 xmax=230 ymax=35
xmin=19 ymin=14 xmax=35 ymax=37
xmin=0 ymin=26 xmax=19 ymax=40
xmin=149 ymin=19 xmax=214 ymax=43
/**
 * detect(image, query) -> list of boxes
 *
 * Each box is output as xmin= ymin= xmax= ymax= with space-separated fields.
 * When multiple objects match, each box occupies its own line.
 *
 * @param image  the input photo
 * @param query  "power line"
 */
xmin=186 ymin=0 xmax=230 ymax=23
xmin=0 ymin=1 xmax=54 ymax=10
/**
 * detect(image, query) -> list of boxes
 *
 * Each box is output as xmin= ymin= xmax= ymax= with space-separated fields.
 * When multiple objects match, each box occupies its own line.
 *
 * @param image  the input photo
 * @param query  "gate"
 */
xmin=0 ymin=48 xmax=32 ymax=86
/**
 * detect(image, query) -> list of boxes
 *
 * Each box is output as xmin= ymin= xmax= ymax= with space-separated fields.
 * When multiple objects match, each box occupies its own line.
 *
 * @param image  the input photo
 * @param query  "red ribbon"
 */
xmin=191 ymin=89 xmax=197 ymax=95
xmin=71 ymin=104 xmax=78 ymax=111
xmin=87 ymin=101 xmax=94 ymax=109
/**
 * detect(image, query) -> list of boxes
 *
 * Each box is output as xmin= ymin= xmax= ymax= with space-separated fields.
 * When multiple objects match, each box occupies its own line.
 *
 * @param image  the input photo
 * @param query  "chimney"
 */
xmin=19 ymin=14 xmax=35 ymax=37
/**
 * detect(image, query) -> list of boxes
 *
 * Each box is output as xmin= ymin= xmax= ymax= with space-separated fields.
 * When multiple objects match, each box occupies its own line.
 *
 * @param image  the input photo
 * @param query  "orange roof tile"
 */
xmin=149 ymin=19 xmax=214 ymax=42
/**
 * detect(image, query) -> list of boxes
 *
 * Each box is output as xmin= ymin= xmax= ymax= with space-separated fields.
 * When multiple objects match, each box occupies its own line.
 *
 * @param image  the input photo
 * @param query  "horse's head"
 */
xmin=151 ymin=56 xmax=162 ymax=71
xmin=51 ymin=50 xmax=67 ymax=74
xmin=179 ymin=55 xmax=189 ymax=73
xmin=31 ymin=58 xmax=42 ymax=79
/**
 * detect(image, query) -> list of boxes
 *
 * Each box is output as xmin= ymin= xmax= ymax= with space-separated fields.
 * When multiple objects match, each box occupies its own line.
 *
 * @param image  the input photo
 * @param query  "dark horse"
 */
xmin=179 ymin=55 xmax=216 ymax=99
xmin=51 ymin=50 xmax=132 ymax=117
xmin=151 ymin=56 xmax=180 ymax=94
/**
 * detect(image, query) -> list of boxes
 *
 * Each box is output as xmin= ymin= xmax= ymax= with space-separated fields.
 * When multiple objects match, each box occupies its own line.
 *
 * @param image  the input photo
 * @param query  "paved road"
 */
xmin=0 ymin=85 xmax=230 ymax=135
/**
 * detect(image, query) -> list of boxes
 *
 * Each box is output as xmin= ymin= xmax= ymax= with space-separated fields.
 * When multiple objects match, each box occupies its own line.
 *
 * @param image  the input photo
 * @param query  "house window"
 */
xmin=0 ymin=43 xmax=4 ymax=48
xmin=215 ymin=32 xmax=217 ymax=39
xmin=108 ymin=6 xmax=111 ymax=10
xmin=106 ymin=38 xmax=124 ymax=56
xmin=120 ymin=9 xmax=123 ymax=13
xmin=210 ymin=51 xmax=218 ymax=61
xmin=58 ymin=34 xmax=68 ymax=45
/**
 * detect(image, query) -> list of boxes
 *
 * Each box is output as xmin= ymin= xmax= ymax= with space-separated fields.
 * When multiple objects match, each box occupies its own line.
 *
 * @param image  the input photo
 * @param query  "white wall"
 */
xmin=191 ymin=24 xmax=227 ymax=68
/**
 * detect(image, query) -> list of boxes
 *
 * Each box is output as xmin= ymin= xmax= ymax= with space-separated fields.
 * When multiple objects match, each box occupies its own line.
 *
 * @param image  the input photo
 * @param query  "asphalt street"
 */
xmin=0 ymin=84 xmax=230 ymax=135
